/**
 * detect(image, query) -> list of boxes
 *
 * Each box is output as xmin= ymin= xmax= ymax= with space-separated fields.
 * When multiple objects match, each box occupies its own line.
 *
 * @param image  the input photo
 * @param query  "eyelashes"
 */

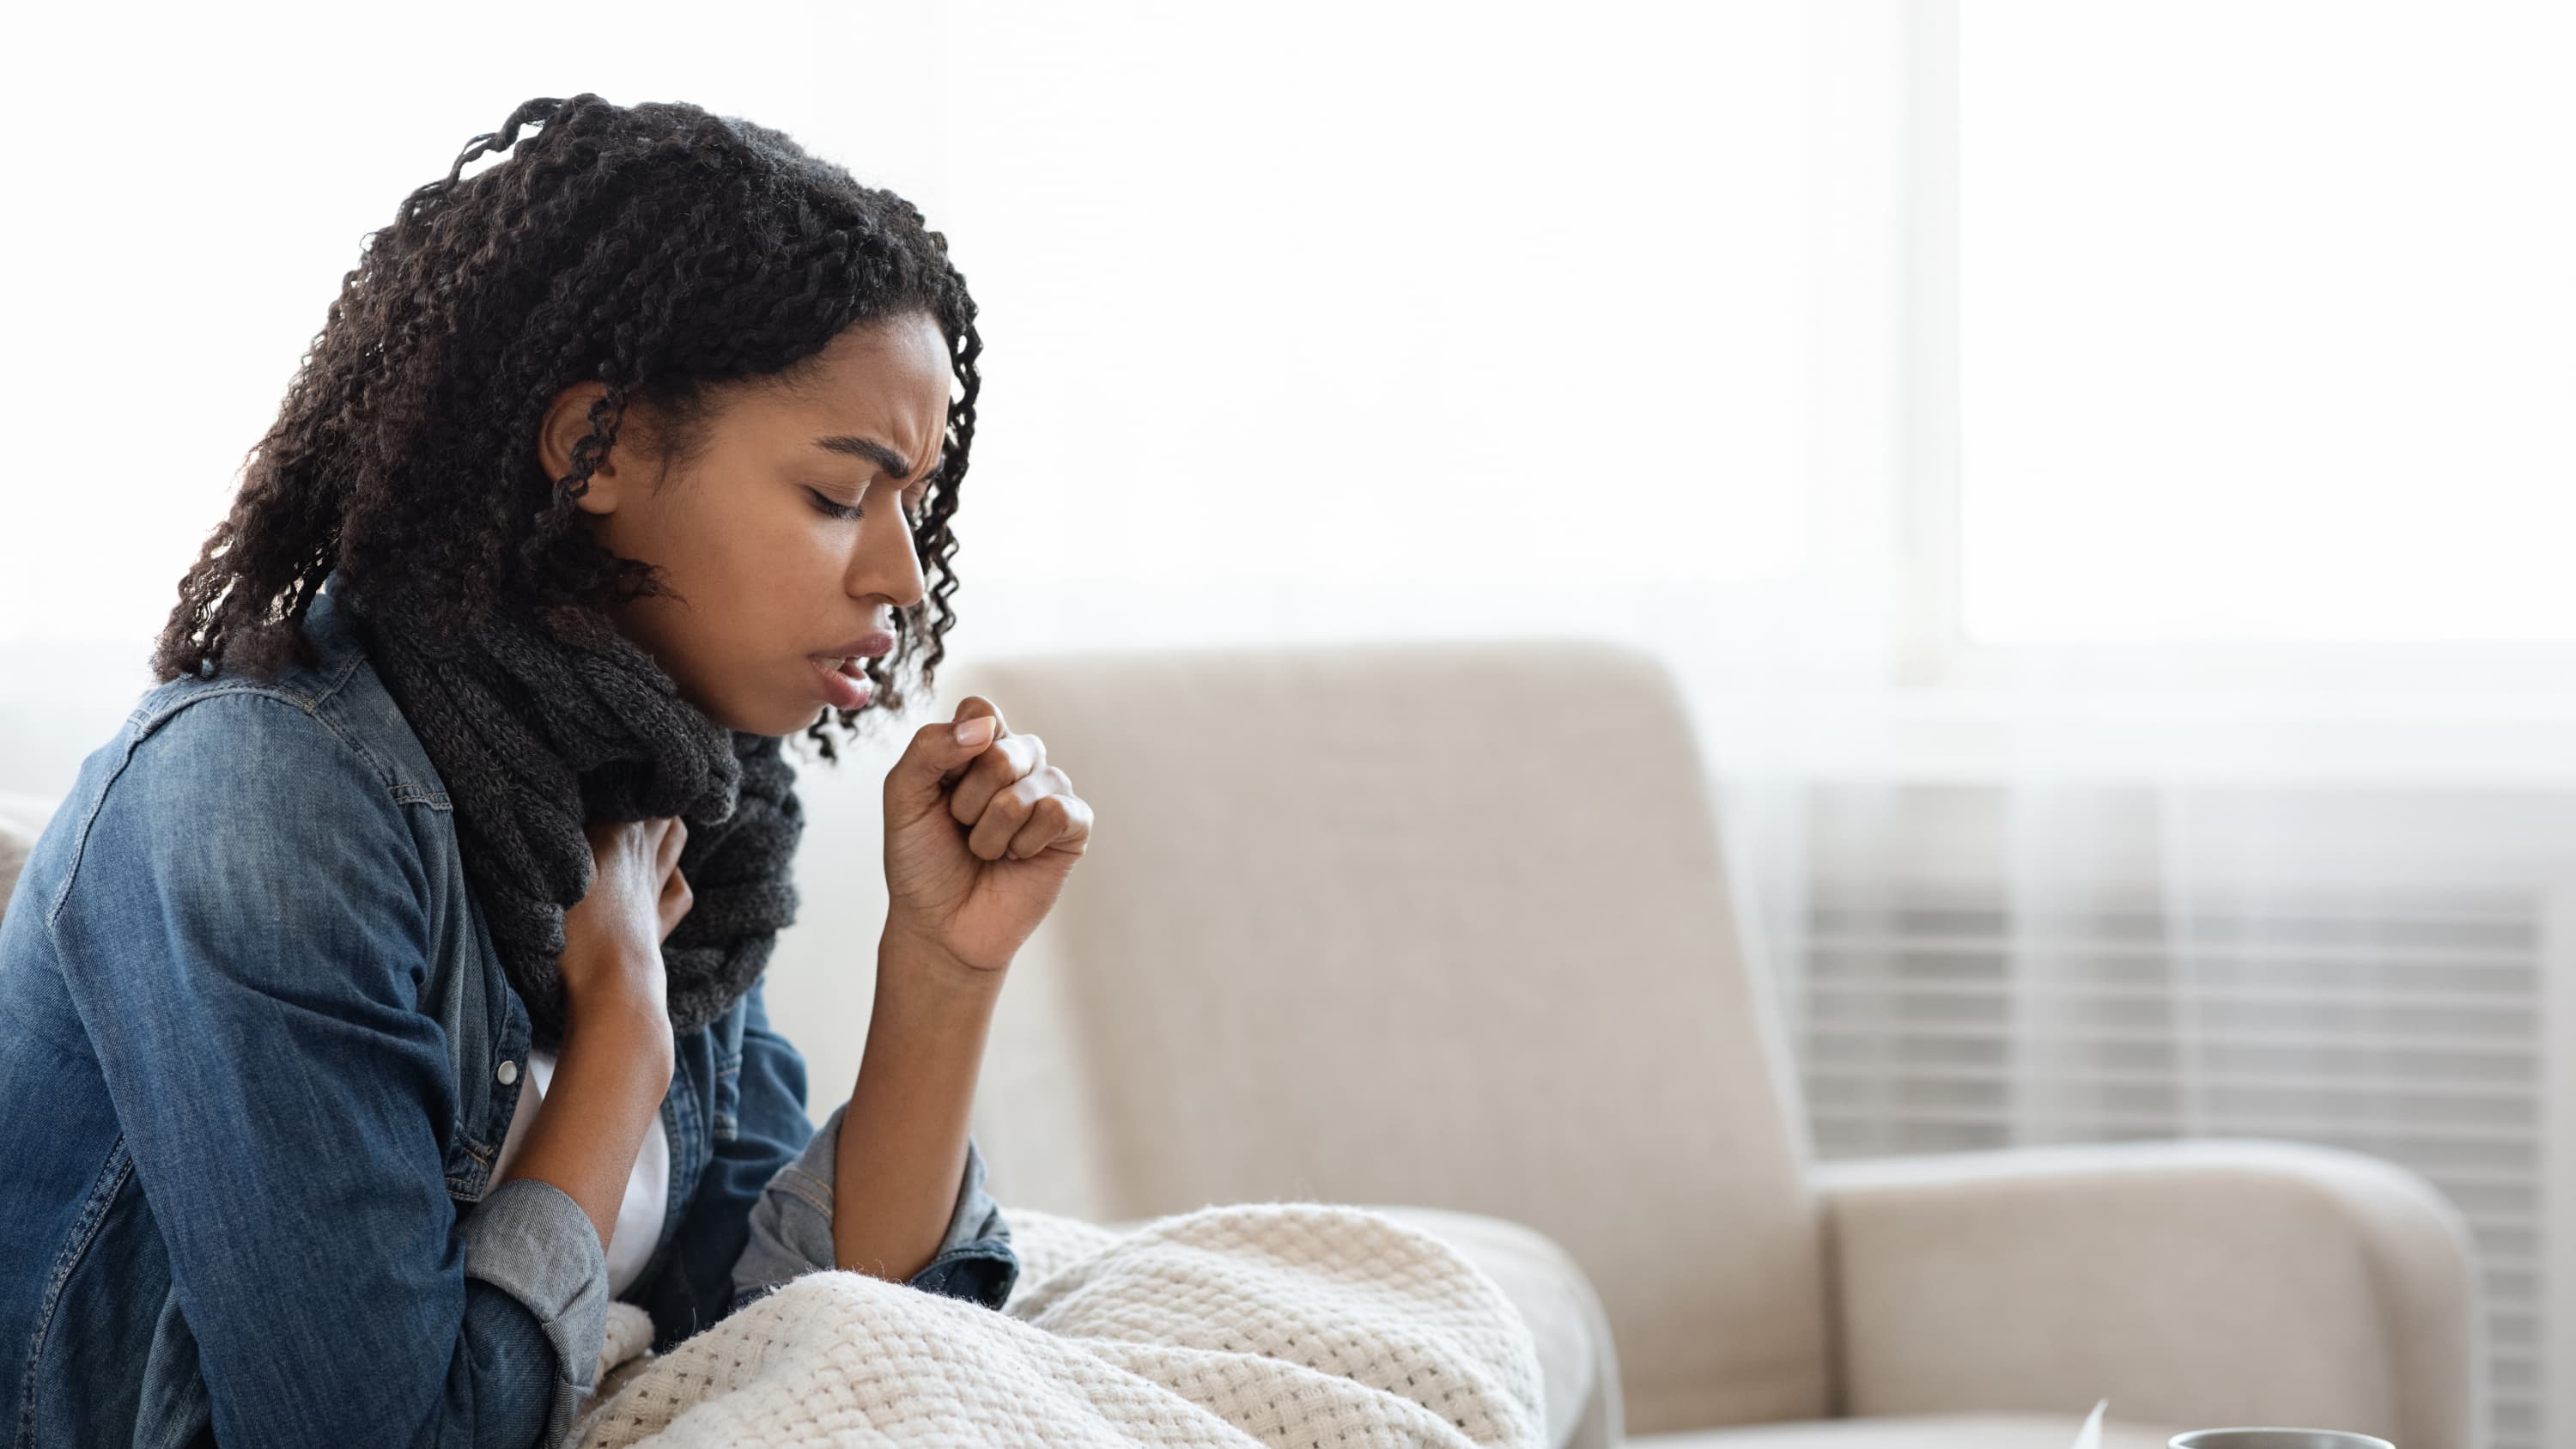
xmin=806 ymin=486 xmax=934 ymax=526
xmin=806 ymin=489 xmax=866 ymax=522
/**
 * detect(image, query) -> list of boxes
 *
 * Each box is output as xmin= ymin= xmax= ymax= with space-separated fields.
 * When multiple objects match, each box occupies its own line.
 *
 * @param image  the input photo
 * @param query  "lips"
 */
xmin=810 ymin=654 xmax=875 ymax=709
xmin=814 ymin=630 xmax=897 ymax=661
xmin=806 ymin=630 xmax=893 ymax=710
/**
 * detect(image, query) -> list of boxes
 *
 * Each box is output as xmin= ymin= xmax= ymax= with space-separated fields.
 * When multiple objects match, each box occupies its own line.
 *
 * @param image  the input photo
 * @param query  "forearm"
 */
xmin=831 ymin=928 xmax=1004 ymax=1281
xmin=490 ymin=994 xmax=675 ymax=1251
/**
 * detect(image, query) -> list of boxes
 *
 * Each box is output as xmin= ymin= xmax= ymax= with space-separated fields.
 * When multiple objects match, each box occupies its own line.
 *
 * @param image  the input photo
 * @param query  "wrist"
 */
xmin=559 ymin=988 xmax=677 ymax=1080
xmin=878 ymin=922 xmax=1009 ymax=990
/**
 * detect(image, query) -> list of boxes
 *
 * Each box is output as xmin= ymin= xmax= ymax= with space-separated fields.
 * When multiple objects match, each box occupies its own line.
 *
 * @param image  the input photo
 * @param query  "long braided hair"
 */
xmin=151 ymin=93 xmax=979 ymax=762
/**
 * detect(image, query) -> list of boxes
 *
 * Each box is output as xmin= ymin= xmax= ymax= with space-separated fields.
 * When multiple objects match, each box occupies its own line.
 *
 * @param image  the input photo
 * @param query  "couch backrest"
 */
xmin=0 ymin=794 xmax=56 ymax=928
xmin=948 ymin=638 xmax=1830 ymax=1434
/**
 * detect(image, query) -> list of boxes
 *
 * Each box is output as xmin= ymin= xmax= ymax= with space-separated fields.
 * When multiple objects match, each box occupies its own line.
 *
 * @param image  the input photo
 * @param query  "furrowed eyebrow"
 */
xmin=814 ymin=434 xmax=939 ymax=485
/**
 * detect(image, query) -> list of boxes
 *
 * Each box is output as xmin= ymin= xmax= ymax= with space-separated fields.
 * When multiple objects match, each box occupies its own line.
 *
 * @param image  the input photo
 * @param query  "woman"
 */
xmin=0 ymin=94 xmax=1092 ymax=1448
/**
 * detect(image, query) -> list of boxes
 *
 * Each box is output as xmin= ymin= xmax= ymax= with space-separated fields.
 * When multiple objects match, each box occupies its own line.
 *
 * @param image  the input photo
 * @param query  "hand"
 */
xmin=558 ymin=815 xmax=691 ymax=1023
xmin=880 ymin=696 xmax=1093 ymax=975
xmin=499 ymin=817 xmax=688 ymax=1240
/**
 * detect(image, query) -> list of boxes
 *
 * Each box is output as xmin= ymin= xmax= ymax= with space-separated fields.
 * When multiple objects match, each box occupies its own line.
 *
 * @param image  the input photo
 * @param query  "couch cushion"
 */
xmin=1368 ymin=1205 xmax=1620 ymax=1449
xmin=1100 ymin=1204 xmax=1622 ymax=1449
xmin=1635 ymin=1413 xmax=2181 ymax=1448
xmin=953 ymin=641 xmax=1832 ymax=1434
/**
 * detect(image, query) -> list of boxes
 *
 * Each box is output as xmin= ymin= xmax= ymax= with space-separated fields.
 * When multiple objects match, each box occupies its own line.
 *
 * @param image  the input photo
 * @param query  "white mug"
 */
xmin=2174 ymin=1422 xmax=2391 ymax=1433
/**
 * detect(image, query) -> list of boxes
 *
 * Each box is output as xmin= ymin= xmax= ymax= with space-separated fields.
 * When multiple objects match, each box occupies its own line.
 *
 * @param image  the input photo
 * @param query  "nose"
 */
xmin=844 ymin=488 xmax=930 ymax=610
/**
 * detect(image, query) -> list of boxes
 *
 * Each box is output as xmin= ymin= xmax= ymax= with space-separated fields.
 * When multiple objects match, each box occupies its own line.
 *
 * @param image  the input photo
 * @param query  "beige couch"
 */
xmin=0 ymin=638 xmax=2485 ymax=1448
xmin=939 ymin=639 xmax=2485 ymax=1449
xmin=0 ymin=791 xmax=46 ymax=915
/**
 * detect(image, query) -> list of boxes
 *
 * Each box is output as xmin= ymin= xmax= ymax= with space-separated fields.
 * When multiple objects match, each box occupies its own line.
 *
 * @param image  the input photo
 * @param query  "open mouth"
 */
xmin=809 ymin=654 xmax=875 ymax=709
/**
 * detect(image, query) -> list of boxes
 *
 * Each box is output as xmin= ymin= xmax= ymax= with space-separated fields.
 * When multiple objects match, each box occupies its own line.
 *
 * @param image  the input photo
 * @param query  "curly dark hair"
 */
xmin=150 ymin=92 xmax=979 ymax=762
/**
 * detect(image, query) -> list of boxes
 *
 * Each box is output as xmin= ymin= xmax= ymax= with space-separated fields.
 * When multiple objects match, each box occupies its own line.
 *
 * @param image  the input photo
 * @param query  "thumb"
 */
xmin=885 ymin=697 xmax=1003 ymax=816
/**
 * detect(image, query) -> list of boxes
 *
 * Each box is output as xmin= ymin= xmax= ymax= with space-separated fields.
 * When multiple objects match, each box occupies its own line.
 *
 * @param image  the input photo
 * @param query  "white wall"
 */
xmin=0 ymin=0 xmax=1823 ymax=1124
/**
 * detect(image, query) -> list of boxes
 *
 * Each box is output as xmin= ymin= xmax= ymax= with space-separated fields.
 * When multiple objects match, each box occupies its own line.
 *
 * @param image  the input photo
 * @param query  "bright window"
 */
xmin=1956 ymin=2 xmax=2576 ymax=646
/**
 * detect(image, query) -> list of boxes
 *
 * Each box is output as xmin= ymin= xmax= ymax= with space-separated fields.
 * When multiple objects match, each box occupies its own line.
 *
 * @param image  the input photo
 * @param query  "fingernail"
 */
xmin=954 ymin=716 xmax=997 ymax=746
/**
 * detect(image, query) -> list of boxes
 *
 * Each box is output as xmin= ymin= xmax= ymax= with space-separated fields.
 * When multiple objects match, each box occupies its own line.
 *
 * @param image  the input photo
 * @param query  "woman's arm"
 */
xmin=488 ymin=995 xmax=671 ymax=1245
xmin=49 ymin=693 xmax=603 ymax=1449
xmin=828 ymin=929 xmax=1006 ymax=1281
xmin=646 ymin=972 xmax=1016 ymax=1349
xmin=490 ymin=816 xmax=690 ymax=1251
xmin=717 ymin=697 xmax=1075 ymax=1318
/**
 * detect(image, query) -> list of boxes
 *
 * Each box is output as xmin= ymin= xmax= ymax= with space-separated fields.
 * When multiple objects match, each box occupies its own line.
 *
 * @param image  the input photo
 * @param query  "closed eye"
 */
xmin=806 ymin=488 xmax=865 ymax=522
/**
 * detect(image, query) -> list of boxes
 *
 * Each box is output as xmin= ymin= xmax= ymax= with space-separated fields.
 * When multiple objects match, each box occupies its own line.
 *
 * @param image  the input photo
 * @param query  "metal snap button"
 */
xmin=496 ymin=1060 xmax=519 ymax=1086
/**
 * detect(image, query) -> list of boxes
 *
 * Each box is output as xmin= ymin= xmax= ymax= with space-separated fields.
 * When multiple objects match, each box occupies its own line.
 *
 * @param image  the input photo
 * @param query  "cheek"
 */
xmin=671 ymin=491 xmax=829 ymax=590
xmin=701 ymin=509 xmax=854 ymax=650
xmin=630 ymin=496 xmax=805 ymax=652
xmin=657 ymin=466 xmax=848 ymax=590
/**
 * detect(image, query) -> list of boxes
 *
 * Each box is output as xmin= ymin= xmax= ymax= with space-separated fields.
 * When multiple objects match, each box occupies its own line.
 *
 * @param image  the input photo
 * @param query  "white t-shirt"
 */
xmin=486 ymin=1049 xmax=671 ymax=1298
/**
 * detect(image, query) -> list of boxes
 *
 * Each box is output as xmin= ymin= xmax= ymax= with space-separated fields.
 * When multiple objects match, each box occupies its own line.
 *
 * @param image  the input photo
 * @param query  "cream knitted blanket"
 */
xmin=570 ymin=1202 xmax=1546 ymax=1448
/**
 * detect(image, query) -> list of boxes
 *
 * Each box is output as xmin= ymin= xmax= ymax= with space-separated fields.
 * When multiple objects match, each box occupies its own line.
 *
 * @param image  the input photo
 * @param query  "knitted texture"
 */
xmin=571 ymin=1202 xmax=1546 ymax=1448
xmin=345 ymin=584 xmax=804 ymax=1048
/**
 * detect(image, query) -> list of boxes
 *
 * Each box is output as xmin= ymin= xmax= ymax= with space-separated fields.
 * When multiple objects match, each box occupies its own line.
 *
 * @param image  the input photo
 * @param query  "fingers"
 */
xmin=946 ymin=732 xmax=1047 ymax=825
xmin=886 ymin=696 xmax=1009 ymax=816
xmin=965 ymin=764 xmax=1086 ymax=861
xmin=935 ymin=698 xmax=1010 ymax=789
xmin=1004 ymin=787 xmax=1092 ymax=861
xmin=658 ymin=863 xmax=693 ymax=941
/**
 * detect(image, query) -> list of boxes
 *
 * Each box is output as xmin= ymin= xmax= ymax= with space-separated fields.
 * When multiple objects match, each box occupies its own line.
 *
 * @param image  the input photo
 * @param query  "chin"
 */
xmin=739 ymin=702 xmax=823 ymax=739
xmin=679 ymin=684 xmax=802 ymax=739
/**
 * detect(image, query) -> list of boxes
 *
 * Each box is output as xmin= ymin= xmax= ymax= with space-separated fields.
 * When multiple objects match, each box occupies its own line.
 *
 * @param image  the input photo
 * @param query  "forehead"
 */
xmin=735 ymin=312 xmax=952 ymax=472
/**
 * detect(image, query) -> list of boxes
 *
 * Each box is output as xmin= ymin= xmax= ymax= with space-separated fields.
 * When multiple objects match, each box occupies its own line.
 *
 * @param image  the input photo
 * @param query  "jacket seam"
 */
xmin=119 ymin=634 xmax=360 ymax=734
xmin=48 ymin=689 xmax=433 ymax=938
xmin=119 ymin=647 xmax=445 ymax=811
xmin=712 ymin=1056 xmax=741 ymax=1140
xmin=766 ymin=1163 xmax=835 ymax=1221
xmin=14 ymin=1137 xmax=135 ymax=1449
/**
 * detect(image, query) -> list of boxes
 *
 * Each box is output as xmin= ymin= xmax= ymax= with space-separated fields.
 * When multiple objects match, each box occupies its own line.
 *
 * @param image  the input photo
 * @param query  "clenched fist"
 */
xmin=878 ymin=696 xmax=1092 ymax=975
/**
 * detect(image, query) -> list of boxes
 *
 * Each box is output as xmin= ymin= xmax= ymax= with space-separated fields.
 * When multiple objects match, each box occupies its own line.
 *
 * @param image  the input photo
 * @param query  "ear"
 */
xmin=537 ymin=381 xmax=633 ymax=516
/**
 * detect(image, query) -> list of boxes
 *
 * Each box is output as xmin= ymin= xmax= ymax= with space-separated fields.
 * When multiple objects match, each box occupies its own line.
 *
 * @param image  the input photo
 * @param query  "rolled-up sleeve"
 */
xmin=457 ymin=1177 xmax=610 ymax=1441
xmin=47 ymin=692 xmax=600 ymax=1449
xmin=729 ymin=1097 xmax=1020 ymax=1313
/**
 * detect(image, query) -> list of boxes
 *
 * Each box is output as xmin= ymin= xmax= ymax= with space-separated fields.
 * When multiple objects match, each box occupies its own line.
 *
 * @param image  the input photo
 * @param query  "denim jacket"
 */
xmin=0 ymin=580 xmax=1019 ymax=1449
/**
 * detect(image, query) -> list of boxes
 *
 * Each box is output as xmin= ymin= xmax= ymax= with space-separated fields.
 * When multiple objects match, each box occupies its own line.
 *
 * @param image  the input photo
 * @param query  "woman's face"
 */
xmin=540 ymin=310 xmax=953 ymax=737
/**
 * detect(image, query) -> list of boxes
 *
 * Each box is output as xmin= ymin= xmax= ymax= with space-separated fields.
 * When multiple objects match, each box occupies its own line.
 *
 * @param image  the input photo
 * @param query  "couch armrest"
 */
xmin=1812 ymin=1140 xmax=2482 ymax=1449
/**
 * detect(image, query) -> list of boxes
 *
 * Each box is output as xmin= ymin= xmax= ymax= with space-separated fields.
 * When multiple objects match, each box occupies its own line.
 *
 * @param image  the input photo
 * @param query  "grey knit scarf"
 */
xmin=340 ymin=581 xmax=804 ymax=1050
